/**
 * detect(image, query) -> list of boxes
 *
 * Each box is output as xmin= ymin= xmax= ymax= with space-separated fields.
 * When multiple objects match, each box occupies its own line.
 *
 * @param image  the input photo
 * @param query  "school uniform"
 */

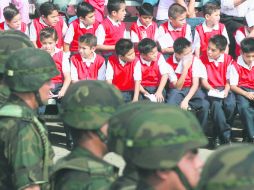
xmin=64 ymin=18 xmax=100 ymax=52
xmin=166 ymin=54 xmax=209 ymax=129
xmin=0 ymin=21 xmax=29 ymax=36
xmin=229 ymin=55 xmax=254 ymax=140
xmin=200 ymin=53 xmax=236 ymax=142
xmin=106 ymin=55 xmax=141 ymax=102
xmin=234 ymin=26 xmax=249 ymax=58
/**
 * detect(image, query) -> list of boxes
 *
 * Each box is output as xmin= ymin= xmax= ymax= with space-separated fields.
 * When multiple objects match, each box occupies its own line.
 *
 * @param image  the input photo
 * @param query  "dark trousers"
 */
xmin=236 ymin=87 xmax=254 ymax=138
xmin=166 ymin=88 xmax=210 ymax=129
xmin=121 ymin=91 xmax=134 ymax=103
xmin=139 ymin=86 xmax=166 ymax=102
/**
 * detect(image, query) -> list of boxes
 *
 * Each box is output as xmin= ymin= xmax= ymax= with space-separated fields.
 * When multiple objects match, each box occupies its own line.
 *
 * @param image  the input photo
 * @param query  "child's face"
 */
xmin=43 ymin=10 xmax=59 ymax=26
xmin=170 ymin=12 xmax=187 ymax=28
xmin=139 ymin=15 xmax=153 ymax=27
xmin=207 ymin=42 xmax=223 ymax=60
xmin=6 ymin=13 xmax=21 ymax=30
xmin=112 ymin=3 xmax=126 ymax=21
xmin=78 ymin=42 xmax=95 ymax=59
xmin=80 ymin=12 xmax=95 ymax=26
xmin=120 ymin=48 xmax=135 ymax=62
xmin=41 ymin=37 xmax=56 ymax=54
xmin=175 ymin=46 xmax=192 ymax=62
xmin=247 ymin=26 xmax=254 ymax=33
xmin=205 ymin=10 xmax=220 ymax=26
xmin=242 ymin=52 xmax=254 ymax=66
xmin=141 ymin=47 xmax=158 ymax=62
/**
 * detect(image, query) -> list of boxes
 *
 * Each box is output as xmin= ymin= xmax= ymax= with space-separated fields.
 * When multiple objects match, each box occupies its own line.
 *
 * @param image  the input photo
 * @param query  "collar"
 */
xmin=51 ymin=47 xmax=61 ymax=56
xmin=39 ymin=17 xmax=50 ymax=26
xmin=4 ymin=22 xmax=22 ymax=31
xmin=173 ymin=54 xmax=180 ymax=64
xmin=79 ymin=19 xmax=93 ymax=29
xmin=137 ymin=18 xmax=152 ymax=28
xmin=202 ymin=21 xmax=219 ymax=32
xmin=119 ymin=58 xmax=127 ymax=66
xmin=168 ymin=21 xmax=183 ymax=31
xmin=140 ymin=56 xmax=152 ymax=66
xmin=107 ymin=16 xmax=121 ymax=26
xmin=81 ymin=52 xmax=96 ymax=63
xmin=237 ymin=55 xmax=254 ymax=70
xmin=208 ymin=54 xmax=225 ymax=67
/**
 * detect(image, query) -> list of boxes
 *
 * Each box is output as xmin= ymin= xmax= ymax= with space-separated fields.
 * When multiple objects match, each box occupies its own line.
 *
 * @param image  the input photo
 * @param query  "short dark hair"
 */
xmin=107 ymin=0 xmax=126 ymax=14
xmin=203 ymin=2 xmax=220 ymax=16
xmin=168 ymin=3 xmax=187 ymax=19
xmin=173 ymin=37 xmax=191 ymax=54
xmin=209 ymin=35 xmax=227 ymax=51
xmin=3 ymin=3 xmax=19 ymax=21
xmin=79 ymin=33 xmax=97 ymax=47
xmin=39 ymin=2 xmax=59 ymax=17
xmin=76 ymin=2 xmax=95 ymax=18
xmin=240 ymin=38 xmax=254 ymax=53
xmin=115 ymin=39 xmax=134 ymax=56
xmin=138 ymin=38 xmax=157 ymax=54
xmin=137 ymin=3 xmax=153 ymax=16
xmin=39 ymin=27 xmax=58 ymax=42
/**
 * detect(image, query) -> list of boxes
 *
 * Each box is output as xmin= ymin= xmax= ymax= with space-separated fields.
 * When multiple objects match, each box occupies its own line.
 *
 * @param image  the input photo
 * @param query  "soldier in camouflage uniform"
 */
xmin=0 ymin=48 xmax=59 ymax=190
xmin=196 ymin=144 xmax=254 ymax=190
xmin=51 ymin=80 xmax=124 ymax=190
xmin=109 ymin=106 xmax=208 ymax=190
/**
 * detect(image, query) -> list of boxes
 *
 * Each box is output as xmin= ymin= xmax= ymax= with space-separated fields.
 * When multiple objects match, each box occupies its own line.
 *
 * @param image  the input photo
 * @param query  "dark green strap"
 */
xmin=172 ymin=166 xmax=193 ymax=190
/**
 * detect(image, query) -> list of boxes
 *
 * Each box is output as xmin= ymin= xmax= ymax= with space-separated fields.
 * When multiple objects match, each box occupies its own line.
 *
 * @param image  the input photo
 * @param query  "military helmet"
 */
xmin=123 ymin=106 xmax=207 ymax=170
xmin=197 ymin=144 xmax=254 ymax=190
xmin=61 ymin=80 xmax=124 ymax=130
xmin=4 ymin=48 xmax=59 ymax=92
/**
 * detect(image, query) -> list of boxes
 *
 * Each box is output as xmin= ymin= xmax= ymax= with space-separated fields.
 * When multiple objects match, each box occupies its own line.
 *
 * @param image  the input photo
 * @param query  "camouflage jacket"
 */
xmin=0 ymin=84 xmax=10 ymax=107
xmin=0 ymin=95 xmax=54 ymax=190
xmin=51 ymin=147 xmax=116 ymax=190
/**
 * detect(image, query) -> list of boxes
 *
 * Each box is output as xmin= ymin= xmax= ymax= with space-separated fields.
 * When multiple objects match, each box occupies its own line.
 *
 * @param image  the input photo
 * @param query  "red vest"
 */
xmin=161 ymin=22 xmax=187 ymax=41
xmin=234 ymin=26 xmax=246 ymax=58
xmin=0 ymin=22 xmax=27 ymax=33
xmin=109 ymin=55 xmax=138 ymax=91
xmin=33 ymin=17 xmax=64 ymax=48
xmin=196 ymin=23 xmax=224 ymax=55
xmin=233 ymin=61 xmax=254 ymax=89
xmin=200 ymin=53 xmax=233 ymax=88
xmin=140 ymin=53 xmax=162 ymax=87
xmin=71 ymin=53 xmax=105 ymax=80
xmin=51 ymin=51 xmax=64 ymax=84
xmin=130 ymin=21 xmax=157 ymax=41
xmin=70 ymin=19 xmax=99 ymax=52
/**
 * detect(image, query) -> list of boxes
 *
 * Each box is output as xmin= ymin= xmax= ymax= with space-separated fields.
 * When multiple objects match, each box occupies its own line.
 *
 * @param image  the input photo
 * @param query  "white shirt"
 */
xmin=3 ymin=22 xmax=29 ymax=36
xmin=70 ymin=52 xmax=106 ymax=81
xmin=49 ymin=48 xmax=70 ymax=73
xmin=95 ymin=16 xmax=128 ymax=45
xmin=221 ymin=0 xmax=254 ymax=17
xmin=235 ymin=27 xmax=249 ymax=46
xmin=106 ymin=58 xmax=142 ymax=81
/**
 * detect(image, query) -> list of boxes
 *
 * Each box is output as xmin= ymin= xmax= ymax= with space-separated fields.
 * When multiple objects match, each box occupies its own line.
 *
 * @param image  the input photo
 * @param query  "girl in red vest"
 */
xmin=0 ymin=3 xmax=28 ymax=36
xmin=30 ymin=2 xmax=67 ymax=49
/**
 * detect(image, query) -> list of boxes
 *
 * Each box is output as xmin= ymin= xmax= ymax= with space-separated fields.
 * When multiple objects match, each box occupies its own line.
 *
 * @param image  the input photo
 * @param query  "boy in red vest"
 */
xmin=95 ymin=0 xmax=127 ymax=57
xmin=106 ymin=39 xmax=141 ymax=102
xmin=229 ymin=38 xmax=254 ymax=143
xmin=200 ymin=35 xmax=236 ymax=146
xmin=157 ymin=3 xmax=192 ymax=56
xmin=70 ymin=33 xmax=106 ymax=82
xmin=138 ymin=38 xmax=176 ymax=103
xmin=0 ymin=3 xmax=28 ymax=36
xmin=193 ymin=2 xmax=229 ymax=57
xmin=64 ymin=2 xmax=99 ymax=53
xmin=30 ymin=2 xmax=68 ymax=48
xmin=167 ymin=37 xmax=209 ymax=129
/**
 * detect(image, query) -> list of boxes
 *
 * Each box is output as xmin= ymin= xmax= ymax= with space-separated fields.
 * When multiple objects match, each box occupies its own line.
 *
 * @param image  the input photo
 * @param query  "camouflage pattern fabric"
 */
xmin=197 ymin=144 xmax=254 ymax=190
xmin=0 ymin=84 xmax=10 ymax=107
xmin=0 ymin=95 xmax=54 ymax=190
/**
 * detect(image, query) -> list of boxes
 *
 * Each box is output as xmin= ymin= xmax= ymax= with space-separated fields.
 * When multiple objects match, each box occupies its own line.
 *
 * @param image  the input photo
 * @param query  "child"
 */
xmin=30 ymin=2 xmax=68 ymax=48
xmin=0 ymin=3 xmax=29 ymax=36
xmin=70 ymin=33 xmax=106 ymax=82
xmin=166 ymin=37 xmax=209 ymax=129
xmin=64 ymin=2 xmax=99 ymax=53
xmin=234 ymin=11 xmax=254 ymax=58
xmin=157 ymin=3 xmax=192 ymax=55
xmin=138 ymin=38 xmax=176 ymax=103
xmin=200 ymin=35 xmax=236 ymax=145
xmin=106 ymin=39 xmax=141 ymax=102
xmin=229 ymin=38 xmax=254 ymax=143
xmin=95 ymin=0 xmax=127 ymax=57
xmin=194 ymin=2 xmax=229 ymax=57
xmin=130 ymin=3 xmax=159 ymax=54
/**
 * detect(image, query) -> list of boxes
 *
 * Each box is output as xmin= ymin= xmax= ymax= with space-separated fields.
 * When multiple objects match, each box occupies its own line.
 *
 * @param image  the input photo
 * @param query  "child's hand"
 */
xmin=154 ymin=92 xmax=164 ymax=103
xmin=180 ymin=99 xmax=189 ymax=110
xmin=244 ymin=91 xmax=254 ymax=100
xmin=58 ymin=89 xmax=66 ymax=98
xmin=224 ymin=89 xmax=229 ymax=98
xmin=182 ymin=55 xmax=193 ymax=71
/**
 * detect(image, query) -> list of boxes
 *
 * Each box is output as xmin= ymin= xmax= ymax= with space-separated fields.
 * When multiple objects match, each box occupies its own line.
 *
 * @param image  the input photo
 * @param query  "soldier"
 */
xmin=0 ymin=48 xmax=59 ymax=189
xmin=197 ymin=144 xmax=254 ymax=190
xmin=51 ymin=80 xmax=124 ymax=190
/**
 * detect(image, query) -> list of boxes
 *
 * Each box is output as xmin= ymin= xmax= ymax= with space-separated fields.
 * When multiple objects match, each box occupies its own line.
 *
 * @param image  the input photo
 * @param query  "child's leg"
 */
xmin=223 ymin=91 xmax=236 ymax=126
xmin=166 ymin=88 xmax=186 ymax=105
xmin=121 ymin=91 xmax=134 ymax=103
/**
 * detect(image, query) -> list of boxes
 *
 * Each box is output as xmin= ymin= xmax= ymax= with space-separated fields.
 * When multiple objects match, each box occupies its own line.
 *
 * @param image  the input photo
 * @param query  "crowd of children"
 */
xmin=1 ymin=0 xmax=254 ymax=146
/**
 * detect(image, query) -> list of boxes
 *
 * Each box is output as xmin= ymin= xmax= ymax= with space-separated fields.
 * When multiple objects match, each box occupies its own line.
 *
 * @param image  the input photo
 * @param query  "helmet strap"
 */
xmin=96 ymin=130 xmax=108 ymax=144
xmin=172 ymin=166 xmax=193 ymax=190
xmin=34 ymin=91 xmax=44 ymax=107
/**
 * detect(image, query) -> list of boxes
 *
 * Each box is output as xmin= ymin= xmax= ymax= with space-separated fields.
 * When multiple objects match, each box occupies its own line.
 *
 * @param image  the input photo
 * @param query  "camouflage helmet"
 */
xmin=61 ymin=80 xmax=124 ymax=130
xmin=4 ymin=48 xmax=59 ymax=92
xmin=123 ymin=106 xmax=207 ymax=170
xmin=197 ymin=144 xmax=254 ymax=190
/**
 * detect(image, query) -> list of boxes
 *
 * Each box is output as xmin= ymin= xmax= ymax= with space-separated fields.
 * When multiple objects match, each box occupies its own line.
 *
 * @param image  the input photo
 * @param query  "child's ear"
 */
xmin=205 ymin=14 xmax=210 ymax=20
xmin=111 ymin=10 xmax=117 ymax=17
xmin=91 ymin=46 xmax=96 ymax=52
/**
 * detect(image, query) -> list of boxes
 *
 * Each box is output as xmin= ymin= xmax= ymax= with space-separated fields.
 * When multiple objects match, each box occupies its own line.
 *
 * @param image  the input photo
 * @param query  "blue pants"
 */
xmin=121 ymin=91 xmax=134 ymax=103
xmin=139 ymin=86 xmax=166 ymax=102
xmin=166 ymin=88 xmax=210 ymax=129
xmin=236 ymin=87 xmax=254 ymax=138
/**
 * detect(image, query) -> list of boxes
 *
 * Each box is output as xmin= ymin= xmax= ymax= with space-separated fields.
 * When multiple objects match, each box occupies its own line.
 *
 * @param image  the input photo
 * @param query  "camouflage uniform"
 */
xmin=197 ymin=144 xmax=254 ymax=190
xmin=0 ymin=48 xmax=59 ymax=190
xmin=51 ymin=80 xmax=124 ymax=190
